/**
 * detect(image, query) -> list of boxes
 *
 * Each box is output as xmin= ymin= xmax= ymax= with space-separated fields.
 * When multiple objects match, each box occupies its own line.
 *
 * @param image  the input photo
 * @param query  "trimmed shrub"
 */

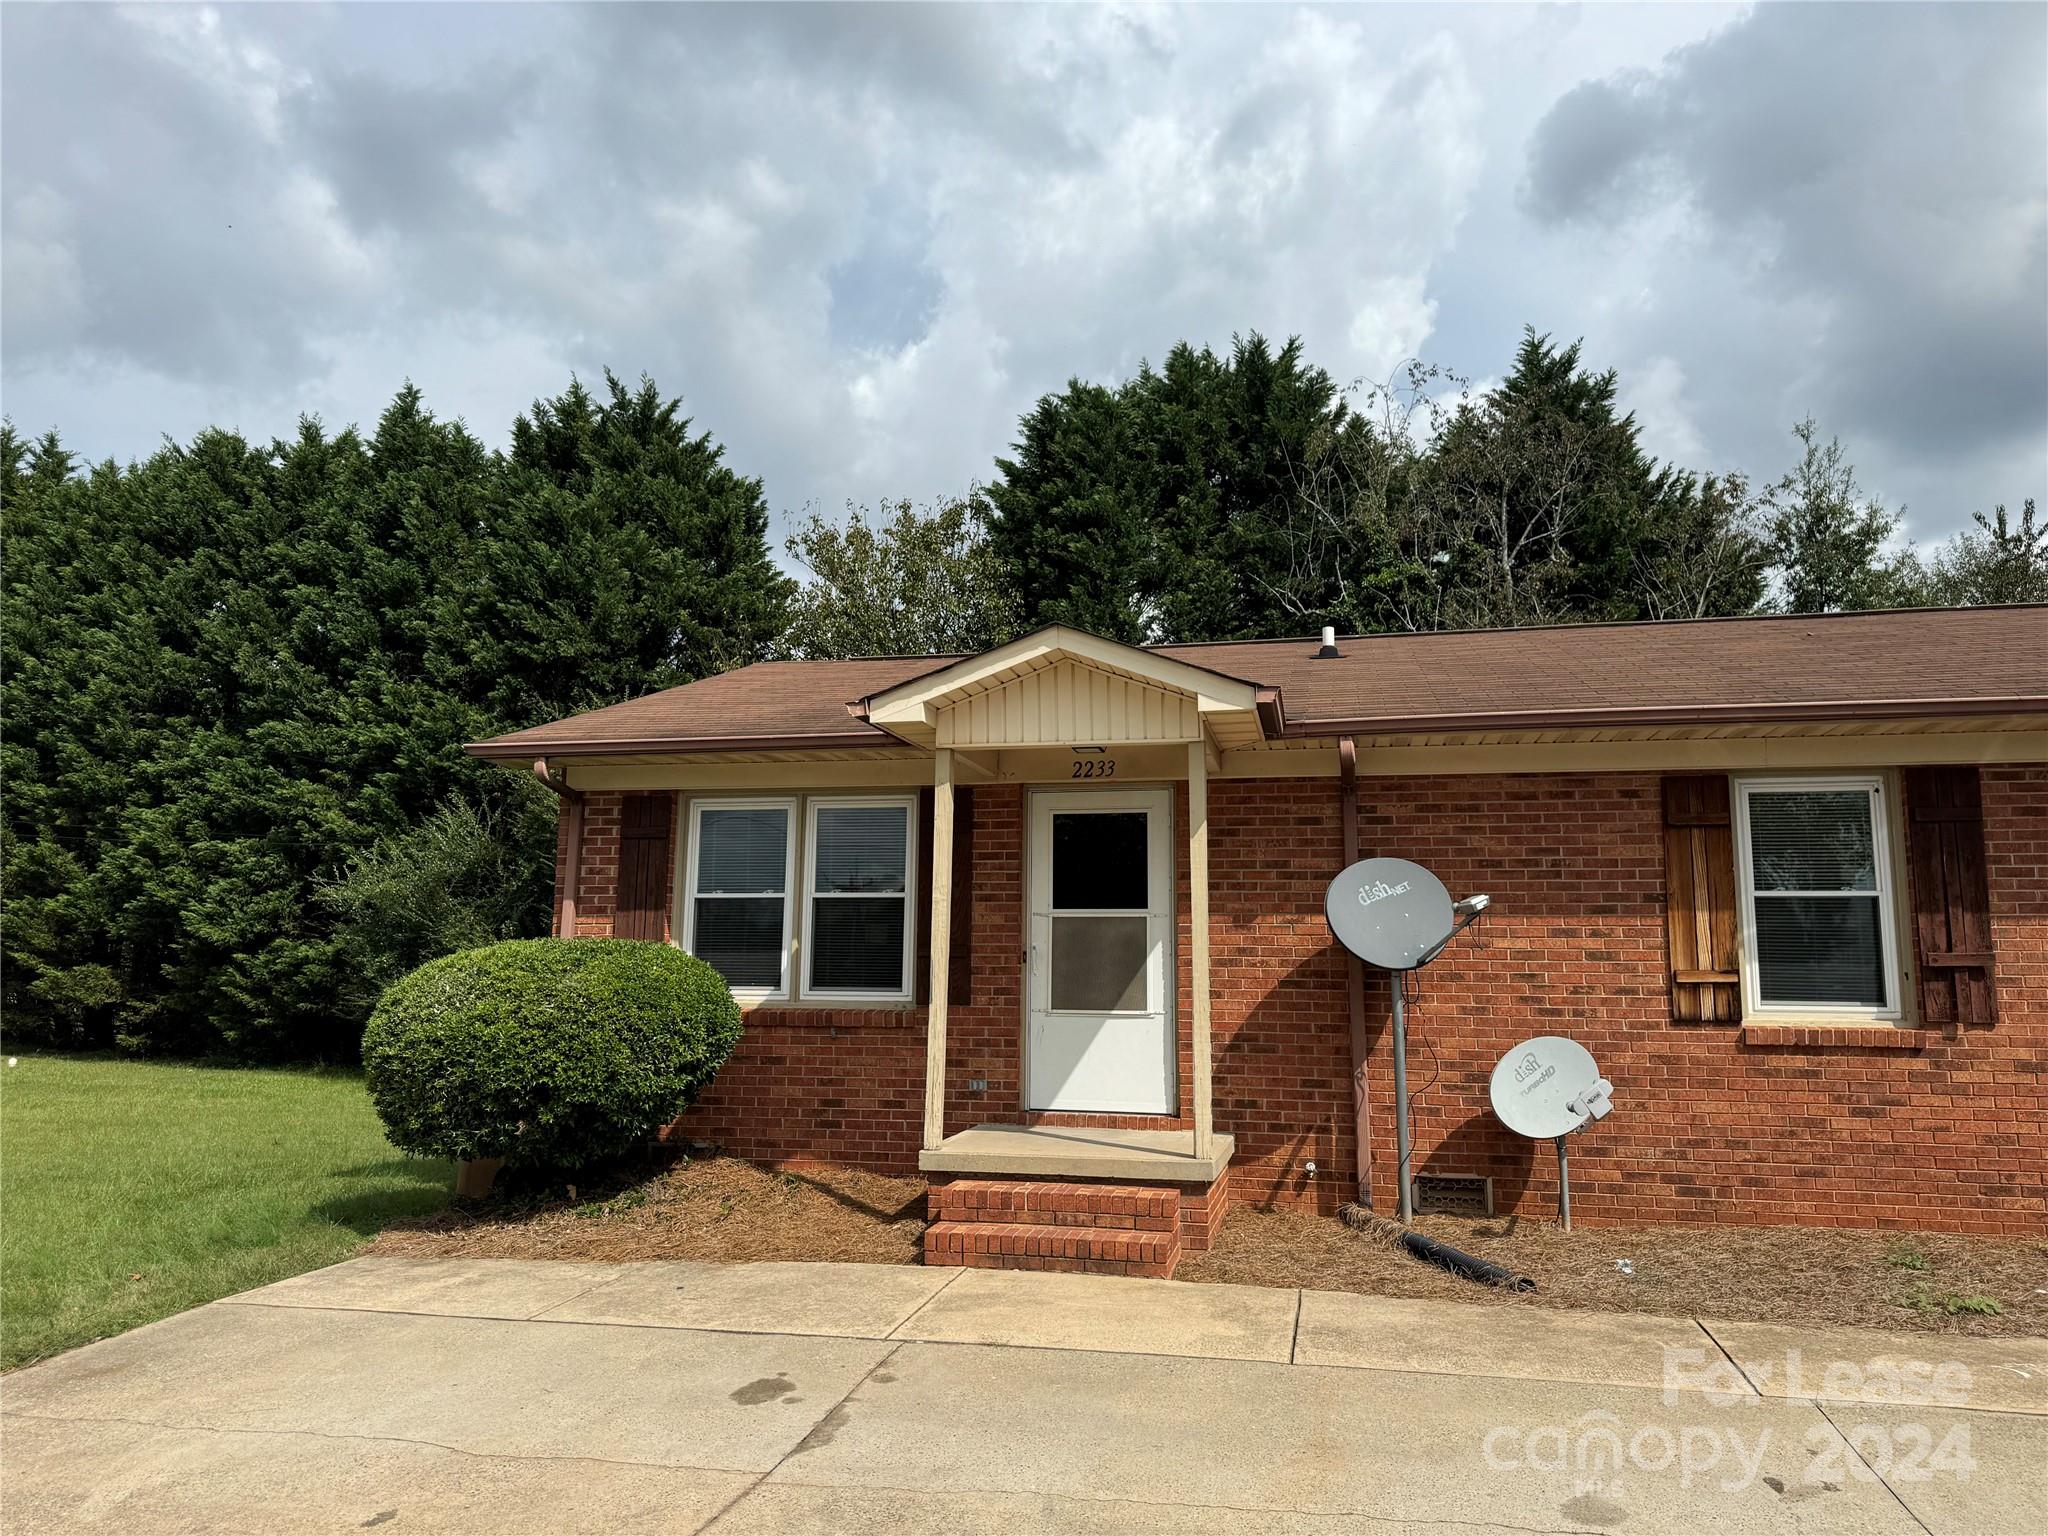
xmin=362 ymin=938 xmax=742 ymax=1171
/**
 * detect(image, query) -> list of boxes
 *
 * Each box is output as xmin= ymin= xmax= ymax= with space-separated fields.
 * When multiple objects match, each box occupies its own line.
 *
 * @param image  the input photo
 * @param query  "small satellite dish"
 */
xmin=1325 ymin=858 xmax=1455 ymax=972
xmin=1489 ymin=1036 xmax=1607 ymax=1139
xmin=1488 ymin=1036 xmax=1615 ymax=1232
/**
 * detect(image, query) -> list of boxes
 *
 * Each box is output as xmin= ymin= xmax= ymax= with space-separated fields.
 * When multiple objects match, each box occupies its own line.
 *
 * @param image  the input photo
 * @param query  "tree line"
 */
xmin=3 ymin=377 xmax=787 ymax=1058
xmin=790 ymin=330 xmax=2044 ymax=653
xmin=5 ymin=329 xmax=2040 ymax=1058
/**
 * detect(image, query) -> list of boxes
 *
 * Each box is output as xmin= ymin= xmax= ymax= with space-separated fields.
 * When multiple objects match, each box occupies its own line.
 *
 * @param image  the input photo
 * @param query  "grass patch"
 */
xmin=1 ymin=1053 xmax=449 ymax=1369
xmin=1896 ymin=1285 xmax=2005 ymax=1318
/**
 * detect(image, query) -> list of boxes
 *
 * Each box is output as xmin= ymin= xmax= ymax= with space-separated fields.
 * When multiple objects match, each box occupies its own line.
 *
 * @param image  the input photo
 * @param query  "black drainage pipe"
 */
xmin=1399 ymin=1230 xmax=1536 ymax=1292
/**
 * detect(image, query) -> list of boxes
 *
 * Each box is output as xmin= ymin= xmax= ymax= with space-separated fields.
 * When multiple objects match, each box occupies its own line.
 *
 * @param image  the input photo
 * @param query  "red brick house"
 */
xmin=470 ymin=607 xmax=2048 ymax=1272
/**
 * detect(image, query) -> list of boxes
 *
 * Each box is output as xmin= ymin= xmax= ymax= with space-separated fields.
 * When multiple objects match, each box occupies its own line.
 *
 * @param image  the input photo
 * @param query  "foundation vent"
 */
xmin=1412 ymin=1174 xmax=1494 ymax=1217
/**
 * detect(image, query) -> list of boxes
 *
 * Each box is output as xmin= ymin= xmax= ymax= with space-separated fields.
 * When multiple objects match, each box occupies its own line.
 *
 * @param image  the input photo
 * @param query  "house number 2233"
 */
xmin=1071 ymin=758 xmax=1117 ymax=779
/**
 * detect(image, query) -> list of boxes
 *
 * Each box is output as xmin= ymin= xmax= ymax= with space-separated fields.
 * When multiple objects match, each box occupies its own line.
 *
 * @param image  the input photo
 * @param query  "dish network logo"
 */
xmin=1356 ymin=879 xmax=1412 ymax=907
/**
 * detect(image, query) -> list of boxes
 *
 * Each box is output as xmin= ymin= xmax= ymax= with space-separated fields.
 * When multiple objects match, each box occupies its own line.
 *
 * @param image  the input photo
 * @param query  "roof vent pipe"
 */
xmin=1315 ymin=626 xmax=1341 ymax=660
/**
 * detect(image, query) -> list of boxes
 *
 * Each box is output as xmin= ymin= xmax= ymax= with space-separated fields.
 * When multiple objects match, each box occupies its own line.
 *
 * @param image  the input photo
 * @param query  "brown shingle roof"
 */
xmin=473 ymin=657 xmax=948 ymax=756
xmin=469 ymin=606 xmax=2048 ymax=757
xmin=1158 ymin=606 xmax=2048 ymax=732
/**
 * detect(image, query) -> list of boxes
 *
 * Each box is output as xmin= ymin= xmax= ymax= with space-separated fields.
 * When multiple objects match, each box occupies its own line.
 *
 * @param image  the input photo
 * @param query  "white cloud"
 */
xmin=1627 ymin=356 xmax=1708 ymax=468
xmin=3 ymin=1 xmax=2039 ymax=549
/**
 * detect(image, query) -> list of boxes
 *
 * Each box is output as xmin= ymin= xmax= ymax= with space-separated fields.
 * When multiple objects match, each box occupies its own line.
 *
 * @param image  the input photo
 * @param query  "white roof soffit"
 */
xmin=857 ymin=626 xmax=1265 ymax=750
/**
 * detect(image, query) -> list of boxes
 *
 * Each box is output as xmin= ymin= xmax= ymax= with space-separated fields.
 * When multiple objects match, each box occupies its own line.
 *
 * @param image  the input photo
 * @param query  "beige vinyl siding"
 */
xmin=934 ymin=661 xmax=1203 ymax=749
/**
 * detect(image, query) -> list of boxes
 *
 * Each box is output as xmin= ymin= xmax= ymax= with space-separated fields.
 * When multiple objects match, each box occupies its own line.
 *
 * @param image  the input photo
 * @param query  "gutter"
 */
xmin=466 ymin=731 xmax=899 ymax=760
xmin=1289 ymin=694 xmax=2048 ymax=738
xmin=530 ymin=758 xmax=584 ymax=939
xmin=466 ymin=693 xmax=2048 ymax=763
xmin=1338 ymin=737 xmax=1372 ymax=1209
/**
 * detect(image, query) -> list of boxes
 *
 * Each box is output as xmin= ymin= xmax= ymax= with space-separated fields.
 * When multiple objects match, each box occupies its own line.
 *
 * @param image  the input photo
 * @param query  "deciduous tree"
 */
xmin=784 ymin=493 xmax=1019 ymax=658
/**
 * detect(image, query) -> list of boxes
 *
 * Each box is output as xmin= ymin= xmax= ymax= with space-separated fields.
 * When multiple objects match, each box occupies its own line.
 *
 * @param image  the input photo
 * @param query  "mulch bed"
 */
xmin=369 ymin=1156 xmax=2045 ymax=1337
xmin=1178 ymin=1206 xmax=2048 ymax=1338
xmin=367 ymin=1156 xmax=927 ymax=1267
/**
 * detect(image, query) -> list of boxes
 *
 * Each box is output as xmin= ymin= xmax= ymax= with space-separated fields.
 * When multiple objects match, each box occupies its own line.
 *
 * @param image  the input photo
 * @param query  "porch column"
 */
xmin=1188 ymin=739 xmax=1214 ymax=1160
xmin=922 ymin=747 xmax=955 ymax=1151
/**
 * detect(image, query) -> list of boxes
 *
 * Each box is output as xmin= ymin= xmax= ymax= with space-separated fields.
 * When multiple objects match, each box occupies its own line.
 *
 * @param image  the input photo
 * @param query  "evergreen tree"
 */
xmin=987 ymin=381 xmax=1147 ymax=641
xmin=466 ymin=373 xmax=792 ymax=723
xmin=1762 ymin=418 xmax=1917 ymax=612
xmin=1408 ymin=330 xmax=1681 ymax=628
xmin=1136 ymin=335 xmax=1364 ymax=641
xmin=989 ymin=333 xmax=1364 ymax=642
xmin=0 ymin=374 xmax=789 ymax=1059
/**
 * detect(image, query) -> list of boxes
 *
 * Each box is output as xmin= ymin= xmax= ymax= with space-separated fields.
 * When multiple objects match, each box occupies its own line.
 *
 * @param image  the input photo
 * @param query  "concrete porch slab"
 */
xmin=1701 ymin=1318 xmax=2048 ymax=1415
xmin=537 ymin=1259 xmax=957 ymax=1338
xmin=1295 ymin=1291 xmax=1732 ymax=1394
xmin=917 ymin=1123 xmax=1234 ymax=1182
xmin=893 ymin=1267 xmax=1298 ymax=1361
xmin=224 ymin=1255 xmax=628 ymax=1321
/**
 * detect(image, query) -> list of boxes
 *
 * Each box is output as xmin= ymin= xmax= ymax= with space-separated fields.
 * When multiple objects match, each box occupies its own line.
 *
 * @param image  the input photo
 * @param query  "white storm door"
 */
xmin=1026 ymin=788 xmax=1175 ymax=1114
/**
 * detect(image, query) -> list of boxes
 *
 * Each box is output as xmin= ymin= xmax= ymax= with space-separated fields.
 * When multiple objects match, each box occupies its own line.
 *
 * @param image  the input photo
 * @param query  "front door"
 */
xmin=1026 ymin=788 xmax=1175 ymax=1113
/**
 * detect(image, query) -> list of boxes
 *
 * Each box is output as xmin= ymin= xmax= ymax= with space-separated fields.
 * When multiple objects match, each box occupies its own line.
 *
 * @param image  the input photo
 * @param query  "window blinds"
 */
xmin=1744 ymin=787 xmax=1887 ymax=1009
xmin=809 ymin=804 xmax=909 ymax=993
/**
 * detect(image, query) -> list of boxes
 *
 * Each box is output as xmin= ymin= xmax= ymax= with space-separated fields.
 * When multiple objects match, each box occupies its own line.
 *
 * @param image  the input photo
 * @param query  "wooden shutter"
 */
xmin=1904 ymin=766 xmax=1997 ymax=1029
xmin=913 ymin=785 xmax=974 ymax=1006
xmin=948 ymin=787 xmax=975 ymax=1004
xmin=1663 ymin=775 xmax=1741 ymax=1022
xmin=615 ymin=792 xmax=674 ymax=942
xmin=914 ymin=788 xmax=935 ymax=1004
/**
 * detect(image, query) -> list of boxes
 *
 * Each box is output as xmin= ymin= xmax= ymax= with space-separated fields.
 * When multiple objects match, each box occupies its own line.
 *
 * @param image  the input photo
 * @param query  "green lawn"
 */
xmin=1 ymin=1054 xmax=450 ymax=1369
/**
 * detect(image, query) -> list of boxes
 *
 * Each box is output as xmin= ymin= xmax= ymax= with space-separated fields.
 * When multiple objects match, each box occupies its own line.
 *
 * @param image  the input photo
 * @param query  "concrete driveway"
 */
xmin=4 ymin=1258 xmax=2043 ymax=1534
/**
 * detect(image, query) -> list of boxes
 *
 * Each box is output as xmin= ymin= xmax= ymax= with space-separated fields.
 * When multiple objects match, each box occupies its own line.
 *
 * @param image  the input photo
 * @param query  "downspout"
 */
xmin=532 ymin=758 xmax=584 ymax=939
xmin=1339 ymin=737 xmax=1373 ymax=1209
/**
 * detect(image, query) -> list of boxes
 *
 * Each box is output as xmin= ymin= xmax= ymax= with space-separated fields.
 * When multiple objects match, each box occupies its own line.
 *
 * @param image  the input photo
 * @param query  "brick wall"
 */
xmin=653 ymin=787 xmax=1028 ymax=1174
xmin=561 ymin=765 xmax=2048 ymax=1234
xmin=561 ymin=791 xmax=678 ymax=943
xmin=1342 ymin=766 xmax=2048 ymax=1235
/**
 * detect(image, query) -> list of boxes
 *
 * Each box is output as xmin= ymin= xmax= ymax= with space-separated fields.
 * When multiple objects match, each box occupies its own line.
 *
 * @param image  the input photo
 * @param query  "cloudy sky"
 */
xmin=4 ymin=2 xmax=2043 ymax=547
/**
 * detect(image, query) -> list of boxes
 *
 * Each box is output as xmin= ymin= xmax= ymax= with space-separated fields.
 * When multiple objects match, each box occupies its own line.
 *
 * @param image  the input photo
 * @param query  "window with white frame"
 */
xmin=804 ymin=797 xmax=915 ymax=999
xmin=684 ymin=800 xmax=794 ymax=998
xmin=1734 ymin=777 xmax=1899 ymax=1017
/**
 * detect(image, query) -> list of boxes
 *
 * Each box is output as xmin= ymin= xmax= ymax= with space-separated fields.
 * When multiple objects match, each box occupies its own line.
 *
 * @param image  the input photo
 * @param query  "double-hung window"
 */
xmin=1734 ymin=777 xmax=1900 ymax=1018
xmin=684 ymin=800 xmax=794 ymax=999
xmin=682 ymin=794 xmax=915 ymax=1003
xmin=804 ymin=797 xmax=915 ymax=1000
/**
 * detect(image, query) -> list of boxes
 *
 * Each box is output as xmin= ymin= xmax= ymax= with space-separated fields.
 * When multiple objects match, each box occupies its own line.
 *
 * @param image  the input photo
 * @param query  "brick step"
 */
xmin=929 ymin=1180 xmax=1180 ymax=1229
xmin=923 ymin=1219 xmax=1178 ymax=1278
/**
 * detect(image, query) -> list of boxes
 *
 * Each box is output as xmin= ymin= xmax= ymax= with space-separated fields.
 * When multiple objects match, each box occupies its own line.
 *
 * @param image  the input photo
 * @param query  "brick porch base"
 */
xmin=924 ymin=1168 xmax=1231 ymax=1278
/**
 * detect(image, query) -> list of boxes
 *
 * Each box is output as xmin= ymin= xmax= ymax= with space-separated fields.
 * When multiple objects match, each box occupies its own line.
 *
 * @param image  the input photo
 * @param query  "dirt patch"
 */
xmin=369 ymin=1155 xmax=2044 ymax=1337
xmin=1178 ymin=1205 xmax=2048 ymax=1338
xmin=367 ymin=1156 xmax=926 ymax=1266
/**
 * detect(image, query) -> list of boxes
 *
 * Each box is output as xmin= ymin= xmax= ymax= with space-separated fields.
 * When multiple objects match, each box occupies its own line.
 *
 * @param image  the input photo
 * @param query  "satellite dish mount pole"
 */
xmin=1391 ymin=971 xmax=1414 ymax=1223
xmin=1324 ymin=859 xmax=1486 ymax=1230
xmin=1555 ymin=1132 xmax=1571 ymax=1233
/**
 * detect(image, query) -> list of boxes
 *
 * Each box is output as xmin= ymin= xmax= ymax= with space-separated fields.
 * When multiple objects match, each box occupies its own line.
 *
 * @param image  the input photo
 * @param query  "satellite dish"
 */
xmin=1488 ymin=1036 xmax=1615 ymax=1232
xmin=1489 ymin=1036 xmax=1609 ymax=1139
xmin=1325 ymin=858 xmax=1455 ymax=972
